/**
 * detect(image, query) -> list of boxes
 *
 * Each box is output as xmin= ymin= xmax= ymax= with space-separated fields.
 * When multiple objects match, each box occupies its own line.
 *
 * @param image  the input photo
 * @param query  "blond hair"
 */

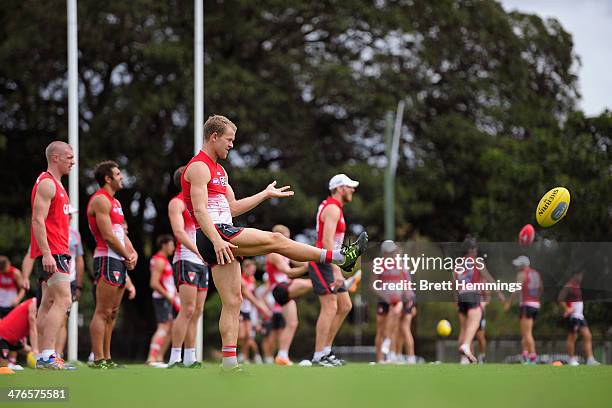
xmin=203 ymin=115 xmax=237 ymax=140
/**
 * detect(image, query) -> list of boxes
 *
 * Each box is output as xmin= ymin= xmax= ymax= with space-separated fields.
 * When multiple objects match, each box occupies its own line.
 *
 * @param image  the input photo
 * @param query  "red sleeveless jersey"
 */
xmin=521 ymin=267 xmax=542 ymax=306
xmin=565 ymin=278 xmax=582 ymax=303
xmin=30 ymin=172 xmax=70 ymax=258
xmin=315 ymin=196 xmax=346 ymax=251
xmin=87 ymin=188 xmax=126 ymax=259
xmin=181 ymin=150 xmax=231 ymax=228
xmin=0 ymin=298 xmax=34 ymax=344
xmin=266 ymin=255 xmax=290 ymax=286
xmin=454 ymin=256 xmax=482 ymax=294
xmin=0 ymin=266 xmax=18 ymax=292
xmin=380 ymin=264 xmax=407 ymax=304
xmin=171 ymin=193 xmax=203 ymax=265
xmin=150 ymin=252 xmax=175 ymax=299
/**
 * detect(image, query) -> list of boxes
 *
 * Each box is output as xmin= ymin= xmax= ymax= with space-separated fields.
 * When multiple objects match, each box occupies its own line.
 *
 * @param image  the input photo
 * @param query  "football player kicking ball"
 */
xmin=181 ymin=115 xmax=367 ymax=373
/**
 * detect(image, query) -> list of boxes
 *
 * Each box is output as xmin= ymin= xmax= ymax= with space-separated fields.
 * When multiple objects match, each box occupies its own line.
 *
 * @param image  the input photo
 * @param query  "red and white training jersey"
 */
xmin=181 ymin=150 xmax=232 ymax=227
xmin=240 ymin=274 xmax=256 ymax=313
xmin=266 ymin=254 xmax=290 ymax=286
xmin=30 ymin=172 xmax=70 ymax=258
xmin=171 ymin=194 xmax=204 ymax=265
xmin=151 ymin=252 xmax=176 ymax=299
xmin=87 ymin=188 xmax=126 ymax=260
xmin=565 ymin=278 xmax=584 ymax=319
xmin=454 ymin=256 xmax=482 ymax=295
xmin=379 ymin=264 xmax=408 ymax=304
xmin=0 ymin=298 xmax=33 ymax=344
xmin=0 ymin=266 xmax=20 ymax=308
xmin=315 ymin=196 xmax=346 ymax=251
xmin=520 ymin=267 xmax=542 ymax=308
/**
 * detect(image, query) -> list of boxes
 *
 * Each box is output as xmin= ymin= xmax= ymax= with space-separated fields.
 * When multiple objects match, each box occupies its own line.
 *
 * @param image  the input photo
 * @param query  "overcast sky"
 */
xmin=500 ymin=0 xmax=612 ymax=116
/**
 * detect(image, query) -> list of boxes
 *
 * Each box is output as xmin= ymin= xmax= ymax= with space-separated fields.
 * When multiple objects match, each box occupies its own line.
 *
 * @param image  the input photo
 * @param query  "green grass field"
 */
xmin=3 ymin=363 xmax=612 ymax=408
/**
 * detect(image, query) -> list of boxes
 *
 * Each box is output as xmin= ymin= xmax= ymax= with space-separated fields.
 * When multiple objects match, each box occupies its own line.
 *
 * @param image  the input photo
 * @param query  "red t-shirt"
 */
xmin=0 ymin=298 xmax=34 ymax=344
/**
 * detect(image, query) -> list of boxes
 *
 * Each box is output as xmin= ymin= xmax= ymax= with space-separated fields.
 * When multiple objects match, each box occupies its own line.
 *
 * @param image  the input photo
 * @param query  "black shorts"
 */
xmin=377 ymin=301 xmax=390 ymax=316
xmin=458 ymin=301 xmax=481 ymax=315
xmin=271 ymin=312 xmax=286 ymax=330
xmin=308 ymin=262 xmax=346 ymax=295
xmin=0 ymin=307 xmax=14 ymax=318
xmin=0 ymin=338 xmax=23 ymax=359
xmin=33 ymin=254 xmax=71 ymax=283
xmin=567 ymin=317 xmax=588 ymax=332
xmin=153 ymin=298 xmax=174 ymax=323
xmin=272 ymin=282 xmax=291 ymax=306
xmin=457 ymin=292 xmax=481 ymax=315
xmin=195 ymin=224 xmax=244 ymax=267
xmin=239 ymin=311 xmax=251 ymax=321
xmin=261 ymin=320 xmax=272 ymax=337
xmin=173 ymin=260 xmax=208 ymax=291
xmin=519 ymin=305 xmax=539 ymax=320
xmin=93 ymin=257 xmax=127 ymax=287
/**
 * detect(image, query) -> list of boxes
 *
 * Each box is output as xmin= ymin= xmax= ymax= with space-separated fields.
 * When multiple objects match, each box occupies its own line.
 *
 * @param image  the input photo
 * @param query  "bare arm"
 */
xmin=123 ymin=234 xmax=138 ymax=270
xmin=505 ymin=271 xmax=525 ymax=310
xmin=187 ymin=162 xmax=235 ymax=264
xmin=125 ymin=275 xmax=136 ymax=300
xmin=28 ymin=299 xmax=39 ymax=354
xmin=320 ymin=205 xmax=341 ymax=251
xmin=12 ymin=270 xmax=25 ymax=305
xmin=226 ymin=181 xmax=293 ymax=217
xmin=20 ymin=252 xmax=34 ymax=290
xmin=149 ymin=259 xmax=172 ymax=302
xmin=91 ymin=196 xmax=131 ymax=259
xmin=479 ymin=265 xmax=505 ymax=302
xmin=557 ymin=284 xmax=573 ymax=316
xmin=32 ymin=179 xmax=57 ymax=273
xmin=75 ymin=255 xmax=84 ymax=296
xmin=168 ymin=197 xmax=201 ymax=258
xmin=268 ymin=253 xmax=308 ymax=279
xmin=241 ymin=282 xmax=272 ymax=317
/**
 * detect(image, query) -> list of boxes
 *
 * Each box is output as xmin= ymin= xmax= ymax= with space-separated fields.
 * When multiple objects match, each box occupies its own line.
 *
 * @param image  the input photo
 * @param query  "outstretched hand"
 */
xmin=265 ymin=181 xmax=294 ymax=199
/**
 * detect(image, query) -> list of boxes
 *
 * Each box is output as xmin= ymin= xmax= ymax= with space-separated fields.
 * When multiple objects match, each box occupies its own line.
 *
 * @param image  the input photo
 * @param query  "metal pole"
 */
xmin=383 ymin=101 xmax=404 ymax=241
xmin=194 ymin=0 xmax=204 ymax=154
xmin=67 ymin=0 xmax=79 ymax=362
xmin=383 ymin=112 xmax=394 ymax=240
xmin=194 ymin=0 xmax=204 ymax=361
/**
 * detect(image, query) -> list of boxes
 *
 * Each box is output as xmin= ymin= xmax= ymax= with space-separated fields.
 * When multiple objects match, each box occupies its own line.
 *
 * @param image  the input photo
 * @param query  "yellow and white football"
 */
xmin=536 ymin=187 xmax=570 ymax=227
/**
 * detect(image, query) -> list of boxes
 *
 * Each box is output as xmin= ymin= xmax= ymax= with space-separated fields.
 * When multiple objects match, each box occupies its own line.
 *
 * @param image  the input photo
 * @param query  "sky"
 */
xmin=500 ymin=0 xmax=612 ymax=116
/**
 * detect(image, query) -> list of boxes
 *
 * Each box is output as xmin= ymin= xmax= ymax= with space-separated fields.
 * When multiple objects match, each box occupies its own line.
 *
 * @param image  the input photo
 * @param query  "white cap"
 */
xmin=380 ymin=240 xmax=398 ymax=254
xmin=329 ymin=174 xmax=359 ymax=190
xmin=68 ymin=205 xmax=79 ymax=215
xmin=512 ymin=255 xmax=530 ymax=267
